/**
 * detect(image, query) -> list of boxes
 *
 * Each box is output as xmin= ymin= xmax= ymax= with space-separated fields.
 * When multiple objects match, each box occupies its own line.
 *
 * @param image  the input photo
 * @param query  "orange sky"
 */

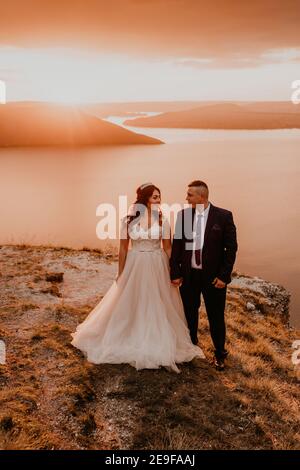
xmin=0 ymin=1 xmax=300 ymax=103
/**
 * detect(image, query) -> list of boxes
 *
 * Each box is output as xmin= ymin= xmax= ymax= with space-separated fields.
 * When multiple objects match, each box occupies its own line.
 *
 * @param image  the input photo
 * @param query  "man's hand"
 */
xmin=212 ymin=277 xmax=226 ymax=289
xmin=171 ymin=278 xmax=183 ymax=287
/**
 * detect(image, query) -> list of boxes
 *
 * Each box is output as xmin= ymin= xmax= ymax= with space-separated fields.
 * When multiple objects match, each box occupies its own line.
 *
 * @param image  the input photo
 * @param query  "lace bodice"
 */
xmin=120 ymin=216 xmax=170 ymax=252
xmin=129 ymin=221 xmax=162 ymax=252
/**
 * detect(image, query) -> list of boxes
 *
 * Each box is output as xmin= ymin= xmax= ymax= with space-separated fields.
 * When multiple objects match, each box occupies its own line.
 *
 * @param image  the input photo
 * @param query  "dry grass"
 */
xmin=0 ymin=244 xmax=299 ymax=450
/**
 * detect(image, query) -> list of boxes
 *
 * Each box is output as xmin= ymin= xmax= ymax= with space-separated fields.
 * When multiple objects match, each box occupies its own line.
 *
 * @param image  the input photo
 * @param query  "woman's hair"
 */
xmin=126 ymin=184 xmax=162 ymax=228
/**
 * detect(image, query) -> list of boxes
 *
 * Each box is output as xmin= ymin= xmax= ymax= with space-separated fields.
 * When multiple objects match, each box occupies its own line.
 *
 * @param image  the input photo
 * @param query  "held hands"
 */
xmin=171 ymin=278 xmax=183 ymax=287
xmin=212 ymin=277 xmax=226 ymax=288
xmin=171 ymin=277 xmax=225 ymax=288
xmin=172 ymin=277 xmax=225 ymax=288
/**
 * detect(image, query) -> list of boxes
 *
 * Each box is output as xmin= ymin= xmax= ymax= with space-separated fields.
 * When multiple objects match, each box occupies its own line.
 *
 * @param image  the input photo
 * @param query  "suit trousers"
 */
xmin=179 ymin=268 xmax=227 ymax=359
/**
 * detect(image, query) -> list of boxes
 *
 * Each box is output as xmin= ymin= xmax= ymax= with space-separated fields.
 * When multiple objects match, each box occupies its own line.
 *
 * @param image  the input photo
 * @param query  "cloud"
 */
xmin=0 ymin=0 xmax=300 ymax=65
xmin=174 ymin=49 xmax=300 ymax=69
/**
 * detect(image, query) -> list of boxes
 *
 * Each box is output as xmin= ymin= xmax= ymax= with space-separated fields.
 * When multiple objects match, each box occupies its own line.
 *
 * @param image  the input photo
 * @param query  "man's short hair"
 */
xmin=188 ymin=180 xmax=209 ymax=197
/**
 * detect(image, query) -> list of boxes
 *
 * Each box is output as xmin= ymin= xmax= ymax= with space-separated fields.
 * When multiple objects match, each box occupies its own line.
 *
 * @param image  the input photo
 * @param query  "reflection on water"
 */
xmin=0 ymin=124 xmax=299 ymax=327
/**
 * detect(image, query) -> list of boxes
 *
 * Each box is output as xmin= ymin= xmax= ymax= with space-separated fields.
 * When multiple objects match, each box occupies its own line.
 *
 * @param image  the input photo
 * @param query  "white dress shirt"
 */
xmin=191 ymin=203 xmax=211 ymax=269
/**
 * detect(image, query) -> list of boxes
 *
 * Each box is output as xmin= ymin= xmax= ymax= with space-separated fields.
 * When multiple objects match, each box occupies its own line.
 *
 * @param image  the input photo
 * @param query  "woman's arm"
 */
xmin=117 ymin=217 xmax=130 ymax=279
xmin=162 ymin=236 xmax=172 ymax=259
xmin=118 ymin=237 xmax=129 ymax=278
xmin=162 ymin=216 xmax=172 ymax=259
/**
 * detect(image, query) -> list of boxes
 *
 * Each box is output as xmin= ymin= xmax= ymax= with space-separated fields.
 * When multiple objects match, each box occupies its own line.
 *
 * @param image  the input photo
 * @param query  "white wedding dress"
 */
xmin=71 ymin=216 xmax=205 ymax=373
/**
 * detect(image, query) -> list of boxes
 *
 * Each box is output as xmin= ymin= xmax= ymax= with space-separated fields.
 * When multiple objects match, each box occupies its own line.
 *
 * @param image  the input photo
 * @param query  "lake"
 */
xmin=0 ymin=118 xmax=299 ymax=327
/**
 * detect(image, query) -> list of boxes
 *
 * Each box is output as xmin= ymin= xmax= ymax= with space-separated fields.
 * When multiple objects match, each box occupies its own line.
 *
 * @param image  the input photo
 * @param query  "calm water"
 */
xmin=0 ymin=120 xmax=299 ymax=327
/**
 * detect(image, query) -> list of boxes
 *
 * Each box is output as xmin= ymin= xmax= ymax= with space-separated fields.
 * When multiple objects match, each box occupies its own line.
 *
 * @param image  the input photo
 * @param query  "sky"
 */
xmin=0 ymin=0 xmax=300 ymax=103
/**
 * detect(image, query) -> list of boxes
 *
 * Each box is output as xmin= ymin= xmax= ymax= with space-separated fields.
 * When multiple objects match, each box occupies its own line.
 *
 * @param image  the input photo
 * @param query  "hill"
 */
xmin=124 ymin=102 xmax=300 ymax=130
xmin=0 ymin=244 xmax=299 ymax=450
xmin=0 ymin=102 xmax=162 ymax=147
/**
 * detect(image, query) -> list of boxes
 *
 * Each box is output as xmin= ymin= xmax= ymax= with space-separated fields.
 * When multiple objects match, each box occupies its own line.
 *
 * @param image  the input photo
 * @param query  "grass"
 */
xmin=0 ymin=244 xmax=299 ymax=450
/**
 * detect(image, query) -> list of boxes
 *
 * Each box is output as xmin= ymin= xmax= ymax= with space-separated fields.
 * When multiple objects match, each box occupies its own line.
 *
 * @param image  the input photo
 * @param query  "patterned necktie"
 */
xmin=194 ymin=212 xmax=202 ymax=266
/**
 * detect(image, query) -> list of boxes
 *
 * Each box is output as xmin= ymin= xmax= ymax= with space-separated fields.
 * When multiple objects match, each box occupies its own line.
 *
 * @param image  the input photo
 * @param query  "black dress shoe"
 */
xmin=215 ymin=349 xmax=229 ymax=359
xmin=214 ymin=356 xmax=225 ymax=371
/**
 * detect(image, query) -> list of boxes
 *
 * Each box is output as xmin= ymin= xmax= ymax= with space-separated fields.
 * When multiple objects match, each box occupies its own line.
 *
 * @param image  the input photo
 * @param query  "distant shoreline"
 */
xmin=123 ymin=102 xmax=300 ymax=130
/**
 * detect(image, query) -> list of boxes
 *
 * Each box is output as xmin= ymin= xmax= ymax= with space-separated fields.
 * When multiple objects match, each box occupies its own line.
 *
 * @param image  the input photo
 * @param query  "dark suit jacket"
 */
xmin=170 ymin=203 xmax=238 ymax=284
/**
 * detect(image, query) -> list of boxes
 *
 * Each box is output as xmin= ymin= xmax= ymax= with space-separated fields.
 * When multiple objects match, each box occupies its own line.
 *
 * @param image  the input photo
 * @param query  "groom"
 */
xmin=170 ymin=180 xmax=238 ymax=370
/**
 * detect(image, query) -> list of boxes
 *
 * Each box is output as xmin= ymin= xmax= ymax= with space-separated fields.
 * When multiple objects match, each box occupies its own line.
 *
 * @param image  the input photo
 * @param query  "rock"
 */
xmin=230 ymin=274 xmax=291 ymax=324
xmin=246 ymin=302 xmax=256 ymax=311
xmin=0 ymin=416 xmax=14 ymax=431
xmin=40 ymin=285 xmax=62 ymax=297
xmin=45 ymin=272 xmax=64 ymax=283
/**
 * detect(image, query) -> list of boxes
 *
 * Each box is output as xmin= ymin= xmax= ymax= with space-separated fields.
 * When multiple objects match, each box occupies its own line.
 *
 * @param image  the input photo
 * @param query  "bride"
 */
xmin=71 ymin=183 xmax=205 ymax=373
